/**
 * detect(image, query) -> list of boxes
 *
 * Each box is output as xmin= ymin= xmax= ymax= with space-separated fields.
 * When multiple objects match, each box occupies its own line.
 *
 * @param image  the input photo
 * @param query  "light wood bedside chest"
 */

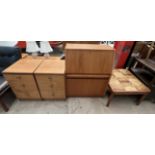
xmin=35 ymin=58 xmax=66 ymax=100
xmin=3 ymin=59 xmax=43 ymax=99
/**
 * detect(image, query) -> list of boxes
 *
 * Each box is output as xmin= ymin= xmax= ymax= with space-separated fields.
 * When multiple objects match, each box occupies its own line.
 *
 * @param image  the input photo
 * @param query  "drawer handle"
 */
xmin=22 ymin=84 xmax=26 ymax=88
xmin=48 ymin=77 xmax=53 ymax=80
xmin=50 ymin=84 xmax=54 ymax=88
xmin=25 ymin=92 xmax=30 ymax=97
xmin=16 ymin=76 xmax=21 ymax=79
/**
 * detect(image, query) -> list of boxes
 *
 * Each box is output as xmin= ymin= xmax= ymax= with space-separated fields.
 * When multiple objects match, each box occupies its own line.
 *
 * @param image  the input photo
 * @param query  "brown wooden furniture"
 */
xmin=0 ymin=46 xmax=21 ymax=111
xmin=65 ymin=43 xmax=114 ymax=97
xmin=3 ymin=59 xmax=43 ymax=100
xmin=66 ymin=75 xmax=109 ymax=96
xmin=65 ymin=44 xmax=114 ymax=74
xmin=0 ymin=81 xmax=10 ymax=111
xmin=133 ymin=58 xmax=155 ymax=73
xmin=35 ymin=58 xmax=66 ymax=99
xmin=131 ymin=58 xmax=155 ymax=102
xmin=107 ymin=69 xmax=151 ymax=107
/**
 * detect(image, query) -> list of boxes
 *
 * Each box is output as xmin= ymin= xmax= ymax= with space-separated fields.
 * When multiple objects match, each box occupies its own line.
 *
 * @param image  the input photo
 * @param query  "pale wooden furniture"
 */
xmin=3 ymin=59 xmax=43 ymax=100
xmin=107 ymin=69 xmax=151 ymax=107
xmin=35 ymin=58 xmax=66 ymax=99
xmin=21 ymin=55 xmax=45 ymax=60
xmin=65 ymin=43 xmax=114 ymax=97
xmin=3 ymin=56 xmax=65 ymax=100
xmin=63 ymin=41 xmax=100 ymax=49
xmin=21 ymin=53 xmax=28 ymax=59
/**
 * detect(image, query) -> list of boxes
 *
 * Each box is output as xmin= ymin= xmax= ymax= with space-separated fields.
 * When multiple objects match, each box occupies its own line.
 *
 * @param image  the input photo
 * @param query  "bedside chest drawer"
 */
xmin=35 ymin=75 xmax=66 ymax=99
xmin=3 ymin=74 xmax=41 ymax=99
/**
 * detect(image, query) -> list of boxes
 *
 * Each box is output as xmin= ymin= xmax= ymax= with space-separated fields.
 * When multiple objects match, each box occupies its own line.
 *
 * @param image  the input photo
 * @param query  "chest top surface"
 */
xmin=3 ymin=58 xmax=43 ymax=74
xmin=35 ymin=59 xmax=65 ymax=74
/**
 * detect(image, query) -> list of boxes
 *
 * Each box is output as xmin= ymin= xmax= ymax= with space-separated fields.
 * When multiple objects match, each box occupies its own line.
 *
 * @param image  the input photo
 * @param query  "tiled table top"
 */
xmin=109 ymin=69 xmax=150 ymax=94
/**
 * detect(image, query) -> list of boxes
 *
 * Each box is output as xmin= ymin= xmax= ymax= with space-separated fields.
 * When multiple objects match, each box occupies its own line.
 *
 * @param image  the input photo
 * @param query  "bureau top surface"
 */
xmin=65 ymin=43 xmax=114 ymax=51
xmin=35 ymin=59 xmax=65 ymax=74
xmin=3 ymin=59 xmax=43 ymax=74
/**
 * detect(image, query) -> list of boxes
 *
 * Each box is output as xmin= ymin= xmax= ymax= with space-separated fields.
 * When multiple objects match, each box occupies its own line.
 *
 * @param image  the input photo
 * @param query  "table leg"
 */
xmin=0 ymin=98 xmax=9 ymax=112
xmin=106 ymin=93 xmax=114 ymax=107
xmin=136 ymin=94 xmax=147 ymax=105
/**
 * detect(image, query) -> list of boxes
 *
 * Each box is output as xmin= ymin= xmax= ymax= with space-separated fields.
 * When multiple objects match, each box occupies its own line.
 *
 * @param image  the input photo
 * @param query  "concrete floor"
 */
xmin=0 ymin=95 xmax=155 ymax=114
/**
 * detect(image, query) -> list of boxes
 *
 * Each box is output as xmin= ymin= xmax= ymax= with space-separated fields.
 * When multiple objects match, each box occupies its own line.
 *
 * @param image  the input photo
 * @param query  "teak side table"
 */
xmin=106 ymin=69 xmax=151 ymax=107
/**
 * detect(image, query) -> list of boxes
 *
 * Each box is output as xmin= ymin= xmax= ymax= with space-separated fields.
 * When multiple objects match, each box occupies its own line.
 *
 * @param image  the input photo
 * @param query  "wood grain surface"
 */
xmin=109 ymin=69 xmax=151 ymax=94
xmin=65 ymin=44 xmax=114 ymax=74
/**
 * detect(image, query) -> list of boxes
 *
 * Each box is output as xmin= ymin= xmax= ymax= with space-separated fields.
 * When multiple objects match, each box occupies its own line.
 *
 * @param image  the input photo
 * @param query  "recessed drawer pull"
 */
xmin=25 ymin=92 xmax=30 ymax=97
xmin=13 ymin=88 xmax=23 ymax=92
xmin=50 ymin=84 xmax=53 ymax=88
xmin=22 ymin=84 xmax=26 ymax=88
xmin=16 ymin=76 xmax=21 ymax=79
xmin=48 ymin=77 xmax=53 ymax=80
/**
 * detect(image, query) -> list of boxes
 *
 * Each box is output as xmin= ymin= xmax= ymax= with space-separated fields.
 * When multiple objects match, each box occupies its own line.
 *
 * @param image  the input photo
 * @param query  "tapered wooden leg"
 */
xmin=0 ymin=98 xmax=9 ymax=112
xmin=136 ymin=94 xmax=147 ymax=105
xmin=106 ymin=93 xmax=114 ymax=107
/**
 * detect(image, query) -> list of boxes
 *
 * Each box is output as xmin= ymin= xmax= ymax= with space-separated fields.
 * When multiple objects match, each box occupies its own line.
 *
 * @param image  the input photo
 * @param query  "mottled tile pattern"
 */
xmin=0 ymin=95 xmax=155 ymax=114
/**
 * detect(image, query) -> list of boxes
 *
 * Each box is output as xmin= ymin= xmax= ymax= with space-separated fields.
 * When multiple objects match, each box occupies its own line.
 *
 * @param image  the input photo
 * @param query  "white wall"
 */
xmin=0 ymin=41 xmax=17 ymax=47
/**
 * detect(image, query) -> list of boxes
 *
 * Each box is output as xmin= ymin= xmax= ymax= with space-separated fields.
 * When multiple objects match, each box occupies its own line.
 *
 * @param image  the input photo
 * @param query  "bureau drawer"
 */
xmin=3 ymin=74 xmax=41 ymax=99
xmin=35 ymin=74 xmax=65 ymax=99
xmin=66 ymin=77 xmax=109 ymax=97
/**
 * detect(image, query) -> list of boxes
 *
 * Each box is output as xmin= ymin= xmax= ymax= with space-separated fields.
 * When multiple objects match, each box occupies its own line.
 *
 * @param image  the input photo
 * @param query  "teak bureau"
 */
xmin=65 ymin=43 xmax=114 ymax=97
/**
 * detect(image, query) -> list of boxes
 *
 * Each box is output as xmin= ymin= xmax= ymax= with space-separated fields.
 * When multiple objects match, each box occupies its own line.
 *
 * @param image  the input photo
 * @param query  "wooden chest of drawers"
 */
xmin=3 ymin=74 xmax=40 ymax=99
xmin=65 ymin=44 xmax=114 ymax=74
xmin=35 ymin=59 xmax=66 ymax=99
xmin=3 ymin=59 xmax=43 ymax=99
